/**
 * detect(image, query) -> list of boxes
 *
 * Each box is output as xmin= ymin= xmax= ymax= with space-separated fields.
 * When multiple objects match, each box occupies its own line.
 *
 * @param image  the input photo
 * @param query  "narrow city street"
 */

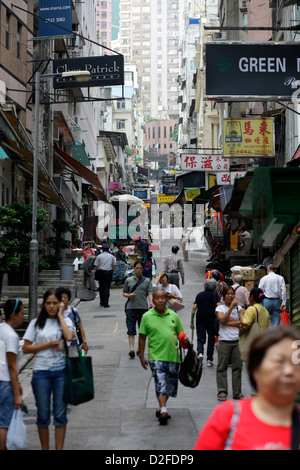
xmin=18 ymin=231 xmax=252 ymax=451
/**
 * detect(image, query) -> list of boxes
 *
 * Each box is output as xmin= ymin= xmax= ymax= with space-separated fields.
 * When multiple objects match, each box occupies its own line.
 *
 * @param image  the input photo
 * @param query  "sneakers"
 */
xmin=206 ymin=360 xmax=214 ymax=367
xmin=128 ymin=350 xmax=135 ymax=359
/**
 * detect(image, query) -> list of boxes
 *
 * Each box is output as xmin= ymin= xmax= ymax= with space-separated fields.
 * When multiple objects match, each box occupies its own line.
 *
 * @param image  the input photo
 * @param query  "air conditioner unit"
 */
xmin=240 ymin=0 xmax=247 ymax=12
xmin=212 ymin=32 xmax=227 ymax=41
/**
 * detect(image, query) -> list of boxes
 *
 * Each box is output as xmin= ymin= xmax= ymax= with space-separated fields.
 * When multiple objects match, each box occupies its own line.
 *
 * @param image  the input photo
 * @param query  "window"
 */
xmin=17 ymin=22 xmax=22 ymax=59
xmin=116 ymin=120 xmax=126 ymax=129
xmin=6 ymin=12 xmax=10 ymax=49
xmin=117 ymin=100 xmax=126 ymax=109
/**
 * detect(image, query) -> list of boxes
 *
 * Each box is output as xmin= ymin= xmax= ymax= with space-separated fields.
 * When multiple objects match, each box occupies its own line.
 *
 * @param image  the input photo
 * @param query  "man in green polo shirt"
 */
xmin=138 ymin=288 xmax=188 ymax=425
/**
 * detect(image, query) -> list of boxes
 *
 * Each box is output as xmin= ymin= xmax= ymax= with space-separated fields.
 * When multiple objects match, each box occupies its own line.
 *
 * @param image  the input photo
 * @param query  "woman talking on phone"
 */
xmin=23 ymin=289 xmax=74 ymax=450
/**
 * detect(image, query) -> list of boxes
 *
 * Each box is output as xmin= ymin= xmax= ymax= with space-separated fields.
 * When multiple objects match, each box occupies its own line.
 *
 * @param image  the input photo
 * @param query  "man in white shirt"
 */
xmin=94 ymin=243 xmax=116 ymax=307
xmin=258 ymin=265 xmax=287 ymax=326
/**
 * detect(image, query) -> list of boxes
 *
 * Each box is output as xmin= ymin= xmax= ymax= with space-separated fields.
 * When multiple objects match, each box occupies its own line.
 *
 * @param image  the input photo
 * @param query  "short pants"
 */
xmin=149 ymin=361 xmax=180 ymax=398
xmin=126 ymin=309 xmax=147 ymax=335
xmin=0 ymin=381 xmax=14 ymax=428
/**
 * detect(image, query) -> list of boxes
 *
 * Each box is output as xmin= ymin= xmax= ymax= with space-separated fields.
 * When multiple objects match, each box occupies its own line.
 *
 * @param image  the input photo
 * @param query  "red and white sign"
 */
xmin=216 ymin=171 xmax=246 ymax=185
xmin=181 ymin=154 xmax=229 ymax=171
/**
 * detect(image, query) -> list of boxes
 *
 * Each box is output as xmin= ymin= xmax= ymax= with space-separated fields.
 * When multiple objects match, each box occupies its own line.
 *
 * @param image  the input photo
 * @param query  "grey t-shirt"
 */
xmin=123 ymin=276 xmax=153 ymax=310
xmin=94 ymin=251 xmax=116 ymax=271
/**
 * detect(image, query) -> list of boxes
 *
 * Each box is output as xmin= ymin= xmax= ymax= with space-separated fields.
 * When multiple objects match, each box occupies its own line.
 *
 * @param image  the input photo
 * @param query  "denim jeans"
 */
xmin=0 ymin=381 xmax=14 ymax=428
xmin=262 ymin=298 xmax=281 ymax=326
xmin=196 ymin=319 xmax=215 ymax=361
xmin=31 ymin=366 xmax=67 ymax=428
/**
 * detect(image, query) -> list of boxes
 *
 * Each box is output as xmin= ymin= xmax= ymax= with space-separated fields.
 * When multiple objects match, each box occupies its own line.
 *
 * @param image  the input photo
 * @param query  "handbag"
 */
xmin=63 ymin=343 xmax=94 ymax=406
xmin=6 ymin=409 xmax=27 ymax=450
xmin=72 ymin=308 xmax=83 ymax=346
xmin=179 ymin=331 xmax=202 ymax=388
xmin=168 ymin=285 xmax=185 ymax=312
xmin=239 ymin=306 xmax=262 ymax=362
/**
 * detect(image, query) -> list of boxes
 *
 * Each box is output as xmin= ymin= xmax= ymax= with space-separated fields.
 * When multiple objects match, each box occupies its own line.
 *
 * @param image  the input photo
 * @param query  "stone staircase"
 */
xmin=0 ymin=269 xmax=84 ymax=337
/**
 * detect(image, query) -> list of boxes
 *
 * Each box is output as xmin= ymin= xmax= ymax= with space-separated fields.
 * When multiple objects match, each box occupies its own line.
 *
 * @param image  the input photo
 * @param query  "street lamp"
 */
xmin=29 ymin=69 xmax=91 ymax=321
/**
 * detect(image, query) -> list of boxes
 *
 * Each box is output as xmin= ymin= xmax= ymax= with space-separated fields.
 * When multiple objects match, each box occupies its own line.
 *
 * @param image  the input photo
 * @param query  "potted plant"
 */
xmin=0 ymin=202 xmax=48 ymax=295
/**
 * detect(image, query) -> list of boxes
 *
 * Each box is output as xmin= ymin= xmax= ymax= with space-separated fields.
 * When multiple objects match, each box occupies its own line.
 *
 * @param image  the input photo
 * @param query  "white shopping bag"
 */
xmin=6 ymin=409 xmax=27 ymax=450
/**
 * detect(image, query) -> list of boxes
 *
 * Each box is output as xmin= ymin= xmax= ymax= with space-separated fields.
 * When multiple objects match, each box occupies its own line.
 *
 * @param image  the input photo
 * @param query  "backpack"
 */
xmin=179 ymin=343 xmax=203 ymax=388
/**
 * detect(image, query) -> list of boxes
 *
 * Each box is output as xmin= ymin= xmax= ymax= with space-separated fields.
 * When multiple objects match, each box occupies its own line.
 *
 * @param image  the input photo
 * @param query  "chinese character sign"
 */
xmin=223 ymin=118 xmax=274 ymax=157
xmin=181 ymin=154 xmax=229 ymax=171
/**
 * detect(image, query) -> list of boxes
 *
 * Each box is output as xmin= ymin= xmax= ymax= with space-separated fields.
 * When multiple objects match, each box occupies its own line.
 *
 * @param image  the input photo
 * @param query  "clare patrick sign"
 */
xmin=205 ymin=43 xmax=300 ymax=99
xmin=53 ymin=55 xmax=124 ymax=89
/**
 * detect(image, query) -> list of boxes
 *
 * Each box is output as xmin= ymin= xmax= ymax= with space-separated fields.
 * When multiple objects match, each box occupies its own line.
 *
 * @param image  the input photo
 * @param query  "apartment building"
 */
xmin=117 ymin=0 xmax=187 ymax=120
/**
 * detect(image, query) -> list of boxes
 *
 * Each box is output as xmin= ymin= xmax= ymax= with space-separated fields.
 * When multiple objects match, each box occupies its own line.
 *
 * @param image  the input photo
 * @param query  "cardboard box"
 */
xmin=254 ymin=268 xmax=267 ymax=281
xmin=241 ymin=267 xmax=256 ymax=280
xmin=245 ymin=280 xmax=256 ymax=291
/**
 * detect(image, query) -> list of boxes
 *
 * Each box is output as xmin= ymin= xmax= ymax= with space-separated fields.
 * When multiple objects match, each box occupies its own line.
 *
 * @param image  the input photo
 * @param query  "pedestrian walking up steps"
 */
xmin=0 ymin=269 xmax=83 ymax=337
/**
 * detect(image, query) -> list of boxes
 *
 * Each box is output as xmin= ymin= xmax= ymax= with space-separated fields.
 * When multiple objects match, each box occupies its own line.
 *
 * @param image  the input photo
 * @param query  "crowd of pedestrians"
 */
xmin=0 ymin=234 xmax=298 ymax=450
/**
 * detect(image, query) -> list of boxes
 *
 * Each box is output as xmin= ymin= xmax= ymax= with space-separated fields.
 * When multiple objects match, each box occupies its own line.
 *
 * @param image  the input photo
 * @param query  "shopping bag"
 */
xmin=6 ymin=409 xmax=27 ymax=450
xmin=239 ymin=307 xmax=262 ymax=362
xmin=281 ymin=308 xmax=290 ymax=326
xmin=63 ymin=344 xmax=94 ymax=406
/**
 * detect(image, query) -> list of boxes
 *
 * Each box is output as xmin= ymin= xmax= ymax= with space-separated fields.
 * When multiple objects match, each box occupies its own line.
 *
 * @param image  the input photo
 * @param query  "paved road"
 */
xmin=18 ymin=230 xmax=252 ymax=450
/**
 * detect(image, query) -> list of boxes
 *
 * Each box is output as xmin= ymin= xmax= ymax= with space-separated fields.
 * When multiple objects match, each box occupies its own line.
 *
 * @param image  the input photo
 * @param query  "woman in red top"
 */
xmin=194 ymin=327 xmax=300 ymax=450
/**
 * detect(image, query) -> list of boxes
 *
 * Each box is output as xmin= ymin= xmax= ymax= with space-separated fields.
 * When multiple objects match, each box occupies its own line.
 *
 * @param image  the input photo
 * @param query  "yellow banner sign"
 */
xmin=223 ymin=118 xmax=274 ymax=157
xmin=157 ymin=194 xmax=176 ymax=203
xmin=184 ymin=188 xmax=200 ymax=201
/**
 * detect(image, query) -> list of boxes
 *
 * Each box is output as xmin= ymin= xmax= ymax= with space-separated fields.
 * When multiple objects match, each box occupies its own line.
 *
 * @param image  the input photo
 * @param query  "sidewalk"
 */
xmin=18 ymin=237 xmax=253 ymax=450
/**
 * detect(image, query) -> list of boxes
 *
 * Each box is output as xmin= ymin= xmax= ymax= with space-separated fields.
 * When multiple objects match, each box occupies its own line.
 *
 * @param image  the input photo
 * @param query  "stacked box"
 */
xmin=245 ymin=280 xmax=256 ymax=291
xmin=241 ymin=267 xmax=256 ymax=280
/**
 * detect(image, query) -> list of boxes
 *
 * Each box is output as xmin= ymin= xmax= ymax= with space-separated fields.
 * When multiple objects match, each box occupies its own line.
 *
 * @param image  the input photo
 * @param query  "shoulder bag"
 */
xmin=63 ymin=342 xmax=94 ymax=406
xmin=239 ymin=306 xmax=262 ymax=362
xmin=168 ymin=285 xmax=185 ymax=312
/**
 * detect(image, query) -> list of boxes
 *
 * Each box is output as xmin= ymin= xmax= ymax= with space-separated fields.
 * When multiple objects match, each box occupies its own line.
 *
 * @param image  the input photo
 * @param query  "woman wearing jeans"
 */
xmin=23 ymin=290 xmax=74 ymax=450
xmin=216 ymin=286 xmax=245 ymax=401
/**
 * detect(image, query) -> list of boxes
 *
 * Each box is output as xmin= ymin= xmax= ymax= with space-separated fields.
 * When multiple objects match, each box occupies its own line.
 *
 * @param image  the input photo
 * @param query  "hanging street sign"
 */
xmin=205 ymin=43 xmax=300 ymax=100
xmin=181 ymin=154 xmax=230 ymax=171
xmin=223 ymin=118 xmax=275 ymax=157
xmin=53 ymin=55 xmax=124 ymax=89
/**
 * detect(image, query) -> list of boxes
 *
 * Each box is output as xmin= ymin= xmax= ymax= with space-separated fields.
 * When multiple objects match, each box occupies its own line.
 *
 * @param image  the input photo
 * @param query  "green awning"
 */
xmin=72 ymin=141 xmax=90 ymax=166
xmin=0 ymin=146 xmax=9 ymax=159
xmin=239 ymin=168 xmax=300 ymax=248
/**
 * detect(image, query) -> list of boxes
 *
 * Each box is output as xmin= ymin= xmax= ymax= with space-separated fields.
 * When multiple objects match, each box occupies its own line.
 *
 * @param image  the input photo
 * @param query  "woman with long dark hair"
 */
xmin=23 ymin=290 xmax=74 ymax=450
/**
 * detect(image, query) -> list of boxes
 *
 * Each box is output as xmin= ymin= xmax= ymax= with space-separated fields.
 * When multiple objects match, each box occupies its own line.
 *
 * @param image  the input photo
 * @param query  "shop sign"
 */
xmin=223 ymin=118 xmax=275 ymax=157
xmin=217 ymin=171 xmax=246 ymax=185
xmin=184 ymin=188 xmax=201 ymax=201
xmin=205 ymin=43 xmax=300 ymax=100
xmin=181 ymin=154 xmax=229 ymax=171
xmin=53 ymin=55 xmax=124 ymax=89
xmin=157 ymin=194 xmax=176 ymax=203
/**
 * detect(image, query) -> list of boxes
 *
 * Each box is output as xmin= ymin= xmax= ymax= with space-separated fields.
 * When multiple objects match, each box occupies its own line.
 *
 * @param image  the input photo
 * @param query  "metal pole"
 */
xmin=29 ymin=70 xmax=40 ymax=321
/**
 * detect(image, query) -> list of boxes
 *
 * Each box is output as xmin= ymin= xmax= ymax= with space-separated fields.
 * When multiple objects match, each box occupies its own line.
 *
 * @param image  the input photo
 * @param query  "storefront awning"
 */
xmin=54 ymin=143 xmax=107 ymax=202
xmin=239 ymin=168 xmax=300 ymax=248
xmin=193 ymin=185 xmax=221 ymax=204
xmin=0 ymin=108 xmax=70 ymax=212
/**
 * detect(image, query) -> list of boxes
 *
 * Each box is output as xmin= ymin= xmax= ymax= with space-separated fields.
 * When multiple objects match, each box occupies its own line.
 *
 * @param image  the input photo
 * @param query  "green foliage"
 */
xmin=0 ymin=202 xmax=49 ymax=280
